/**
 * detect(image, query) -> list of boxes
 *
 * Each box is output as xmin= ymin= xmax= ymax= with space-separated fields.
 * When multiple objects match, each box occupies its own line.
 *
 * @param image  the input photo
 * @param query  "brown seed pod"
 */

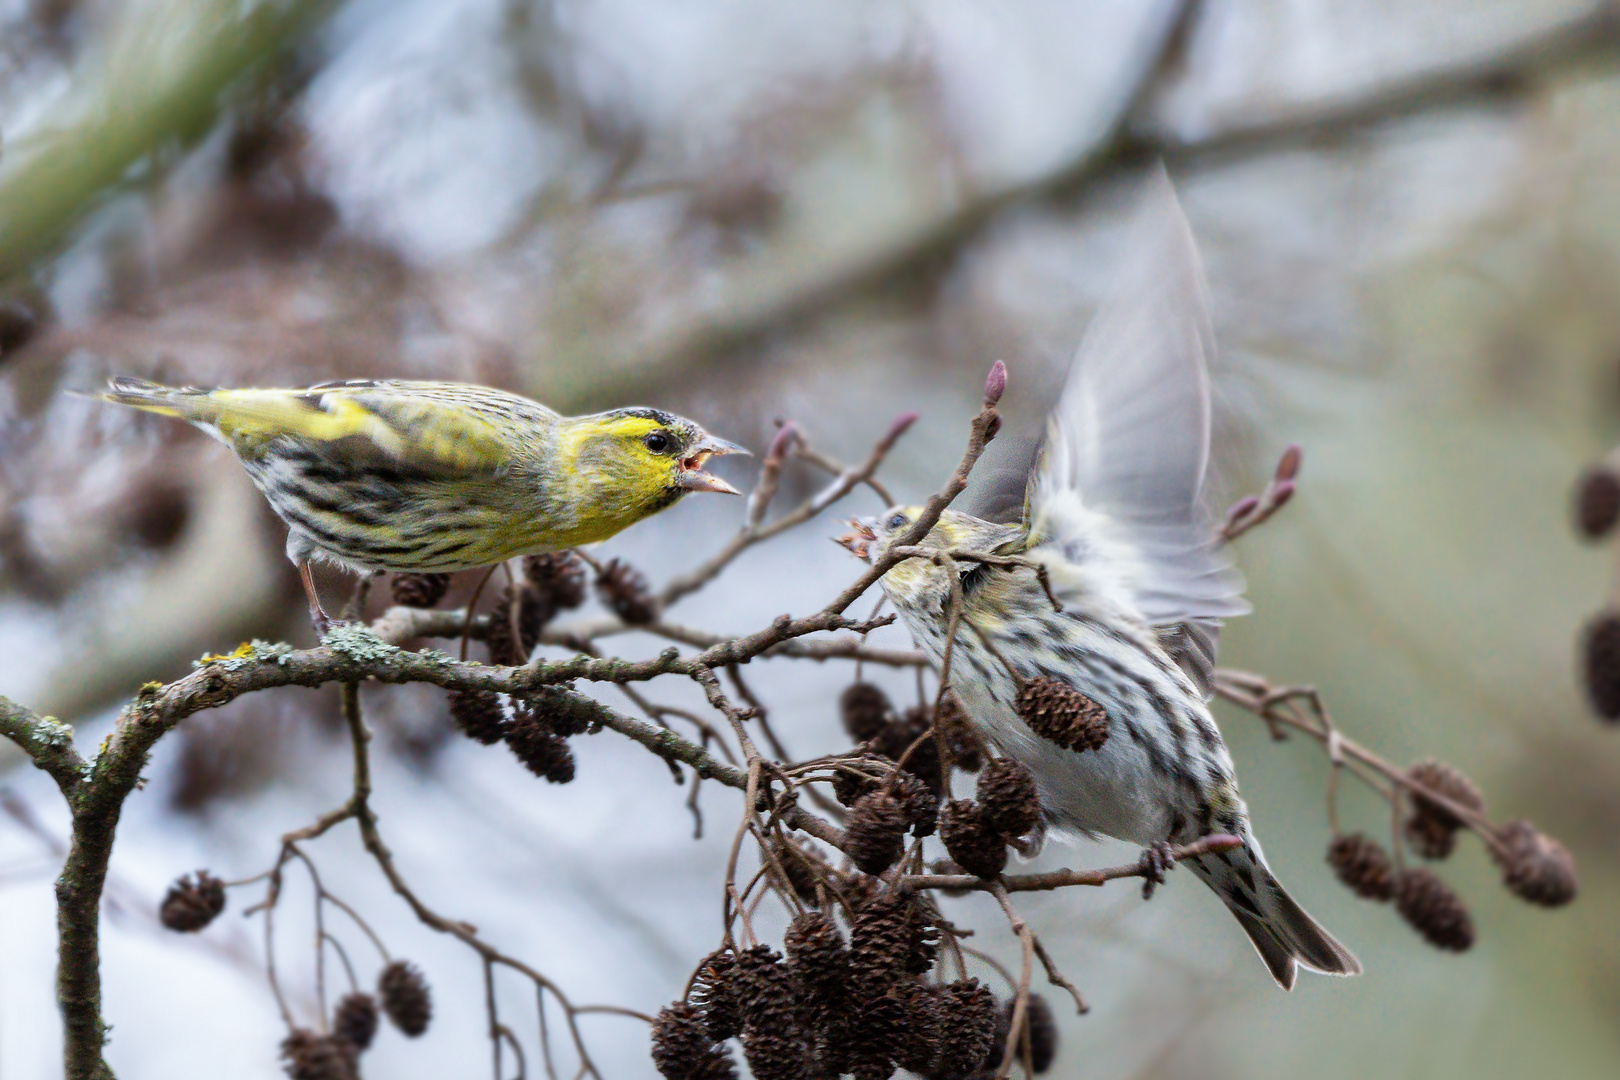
xmin=1493 ymin=819 xmax=1578 ymax=907
xmin=159 ymin=870 xmax=226 ymax=932
xmin=893 ymin=982 xmax=945 ymax=1076
xmin=844 ymin=790 xmax=907 ymax=875
xmin=891 ymin=769 xmax=940 ymax=837
xmin=1016 ymin=676 xmax=1108 ymax=753
xmin=486 ymin=585 xmax=546 ymax=666
xmin=378 ymin=960 xmax=432 ymax=1036
xmin=840 ymin=682 xmax=894 ymax=743
xmin=936 ymin=692 xmax=986 ymax=773
xmin=280 ymin=1029 xmax=359 ymax=1080
xmin=389 ymin=572 xmax=450 ymax=609
xmin=735 ymin=946 xmax=814 ymax=1080
xmin=1576 ymin=465 xmax=1620 ymax=539
xmin=849 ymin=891 xmax=921 ymax=989
xmin=1395 ymin=868 xmax=1475 ymax=952
xmin=504 ymin=712 xmax=576 ymax=784
xmin=332 ymin=992 xmax=379 ymax=1051
xmin=690 ymin=950 xmax=740 ymax=1042
xmin=596 ymin=558 xmax=659 ymax=625
xmin=785 ymin=910 xmax=849 ymax=994
xmin=940 ymin=800 xmax=1007 ymax=880
xmin=524 ymin=551 xmax=588 ymax=609
xmin=517 ymin=684 xmax=598 ymax=737
xmin=447 ymin=688 xmax=507 ymax=745
xmin=1327 ymin=833 xmax=1397 ymax=902
xmin=934 ymin=979 xmax=999 ymax=1079
xmin=844 ymin=983 xmax=907 ymax=1080
xmin=771 ymin=836 xmax=829 ymax=906
xmin=1582 ymin=610 xmax=1620 ymax=721
xmin=1014 ymin=993 xmax=1059 ymax=1074
xmin=651 ymin=1001 xmax=737 ymax=1080
xmin=891 ymin=705 xmax=944 ymax=793
xmin=1403 ymin=759 xmax=1485 ymax=860
xmin=976 ymin=757 xmax=1041 ymax=838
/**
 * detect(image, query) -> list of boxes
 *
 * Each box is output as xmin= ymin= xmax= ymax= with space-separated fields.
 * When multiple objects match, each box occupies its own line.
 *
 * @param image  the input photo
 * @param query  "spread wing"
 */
xmin=1026 ymin=166 xmax=1248 ymax=694
xmin=101 ymin=377 xmax=545 ymax=472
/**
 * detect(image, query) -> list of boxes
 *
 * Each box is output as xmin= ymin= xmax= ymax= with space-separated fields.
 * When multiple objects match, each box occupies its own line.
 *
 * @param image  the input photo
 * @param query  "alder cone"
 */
xmin=975 ymin=757 xmax=1041 ymax=838
xmin=1016 ymin=994 xmax=1059 ymax=1074
xmin=651 ymin=1001 xmax=737 ymax=1080
xmin=280 ymin=1030 xmax=358 ymax=1080
xmin=1493 ymin=819 xmax=1578 ymax=907
xmin=389 ymin=571 xmax=450 ymax=609
xmin=504 ymin=712 xmax=576 ymax=783
xmin=1582 ymin=610 xmax=1620 ymax=720
xmin=332 ymin=992 xmax=378 ymax=1051
xmin=1327 ymin=833 xmax=1397 ymax=902
xmin=929 ymin=979 xmax=999 ymax=1080
xmin=844 ymin=790 xmax=907 ymax=875
xmin=524 ymin=551 xmax=588 ymax=609
xmin=1403 ymin=759 xmax=1484 ymax=860
xmin=448 ymin=688 xmax=506 ymax=745
xmin=378 ymin=960 xmax=432 ymax=1036
xmin=690 ymin=950 xmax=740 ymax=1042
xmin=486 ymin=585 xmax=546 ymax=665
xmin=939 ymin=800 xmax=1007 ymax=880
xmin=1016 ymin=677 xmax=1108 ymax=752
xmin=892 ymin=769 xmax=940 ymax=837
xmin=1576 ymin=466 xmax=1620 ymax=539
xmin=784 ymin=910 xmax=849 ymax=995
xmin=840 ymin=682 xmax=894 ymax=742
xmin=1395 ymin=869 xmax=1475 ymax=952
xmin=160 ymin=870 xmax=226 ymax=932
xmin=596 ymin=558 xmax=659 ymax=624
xmin=936 ymin=692 xmax=986 ymax=772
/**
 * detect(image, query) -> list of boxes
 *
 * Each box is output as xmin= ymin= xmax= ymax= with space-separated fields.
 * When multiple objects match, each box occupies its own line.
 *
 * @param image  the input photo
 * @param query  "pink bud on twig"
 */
xmin=1224 ymin=495 xmax=1260 ymax=525
xmin=888 ymin=411 xmax=920 ymax=440
xmin=765 ymin=422 xmax=801 ymax=463
xmin=1275 ymin=444 xmax=1303 ymax=482
xmin=1268 ymin=479 xmax=1295 ymax=509
xmin=984 ymin=360 xmax=1007 ymax=406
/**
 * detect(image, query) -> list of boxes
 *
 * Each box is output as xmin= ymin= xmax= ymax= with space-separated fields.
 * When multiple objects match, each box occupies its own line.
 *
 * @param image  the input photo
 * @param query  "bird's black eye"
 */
xmin=644 ymin=432 xmax=671 ymax=454
xmin=887 ymin=513 xmax=908 ymax=529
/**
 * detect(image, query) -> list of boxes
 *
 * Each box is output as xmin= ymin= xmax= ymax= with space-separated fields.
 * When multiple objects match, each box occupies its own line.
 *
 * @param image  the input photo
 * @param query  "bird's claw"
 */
xmin=1139 ymin=841 xmax=1176 ymax=900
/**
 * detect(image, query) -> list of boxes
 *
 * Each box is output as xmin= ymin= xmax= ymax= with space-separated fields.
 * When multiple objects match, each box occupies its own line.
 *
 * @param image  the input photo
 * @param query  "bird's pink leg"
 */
xmin=299 ymin=561 xmax=332 ymax=636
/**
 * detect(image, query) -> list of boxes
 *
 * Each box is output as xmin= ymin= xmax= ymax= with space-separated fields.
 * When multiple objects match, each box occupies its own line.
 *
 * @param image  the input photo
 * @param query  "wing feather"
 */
xmin=1028 ymin=166 xmax=1249 ymax=645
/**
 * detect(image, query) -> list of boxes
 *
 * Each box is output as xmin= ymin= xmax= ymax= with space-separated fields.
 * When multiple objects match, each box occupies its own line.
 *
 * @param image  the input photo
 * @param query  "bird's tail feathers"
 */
xmin=1191 ymin=846 xmax=1361 ymax=990
xmin=89 ymin=376 xmax=214 ymax=420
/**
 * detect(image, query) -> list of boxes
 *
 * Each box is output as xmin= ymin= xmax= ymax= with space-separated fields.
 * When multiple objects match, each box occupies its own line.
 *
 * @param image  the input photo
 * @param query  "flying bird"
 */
xmin=842 ymin=170 xmax=1359 ymax=989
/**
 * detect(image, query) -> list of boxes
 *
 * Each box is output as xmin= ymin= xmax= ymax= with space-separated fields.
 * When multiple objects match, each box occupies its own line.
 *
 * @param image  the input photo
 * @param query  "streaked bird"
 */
xmin=842 ymin=170 xmax=1359 ymax=988
xmin=92 ymin=377 xmax=745 ymax=626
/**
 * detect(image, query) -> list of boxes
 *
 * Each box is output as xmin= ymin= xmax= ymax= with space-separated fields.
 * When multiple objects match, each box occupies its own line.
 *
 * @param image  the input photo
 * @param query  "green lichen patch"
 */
xmin=321 ymin=623 xmax=401 ymax=663
xmin=193 ymin=639 xmax=294 ymax=672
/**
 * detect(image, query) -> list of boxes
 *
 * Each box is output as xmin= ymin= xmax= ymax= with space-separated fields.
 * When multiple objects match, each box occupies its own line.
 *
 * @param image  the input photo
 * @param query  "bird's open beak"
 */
xmin=677 ymin=434 xmax=749 ymax=495
xmin=836 ymin=517 xmax=878 ymax=562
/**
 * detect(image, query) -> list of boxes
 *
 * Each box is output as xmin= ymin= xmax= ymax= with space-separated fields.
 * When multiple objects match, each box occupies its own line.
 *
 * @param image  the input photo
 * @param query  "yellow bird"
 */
xmin=94 ymin=377 xmax=746 ymax=626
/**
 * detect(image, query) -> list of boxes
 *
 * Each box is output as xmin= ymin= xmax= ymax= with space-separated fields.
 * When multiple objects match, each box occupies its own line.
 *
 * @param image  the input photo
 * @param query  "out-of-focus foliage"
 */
xmin=2 ymin=1 xmax=1619 ymax=1078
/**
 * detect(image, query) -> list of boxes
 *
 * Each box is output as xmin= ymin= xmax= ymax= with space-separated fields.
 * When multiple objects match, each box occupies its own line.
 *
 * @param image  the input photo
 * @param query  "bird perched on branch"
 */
xmin=92 ymin=378 xmax=745 ymax=627
xmin=841 ymin=169 xmax=1359 ymax=989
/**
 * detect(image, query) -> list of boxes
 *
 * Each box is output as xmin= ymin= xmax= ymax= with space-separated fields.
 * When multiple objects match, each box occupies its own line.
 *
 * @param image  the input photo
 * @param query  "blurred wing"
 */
xmin=1029 ymin=166 xmax=1249 ymax=653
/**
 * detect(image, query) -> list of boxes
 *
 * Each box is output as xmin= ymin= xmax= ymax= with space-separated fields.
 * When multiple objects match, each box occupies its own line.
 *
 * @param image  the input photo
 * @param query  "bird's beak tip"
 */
xmin=835 ymin=518 xmax=878 ymax=562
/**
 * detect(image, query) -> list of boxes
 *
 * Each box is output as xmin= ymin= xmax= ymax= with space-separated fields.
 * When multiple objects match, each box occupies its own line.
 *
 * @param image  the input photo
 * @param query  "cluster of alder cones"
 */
xmin=1575 ymin=463 xmax=1620 ymax=722
xmin=1325 ymin=759 xmax=1575 ymax=952
xmin=391 ymin=553 xmax=662 ymax=784
xmin=159 ymin=872 xmax=432 ymax=1080
xmin=654 ymin=899 xmax=1058 ymax=1080
xmin=651 ymin=680 xmax=1076 ymax=1080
